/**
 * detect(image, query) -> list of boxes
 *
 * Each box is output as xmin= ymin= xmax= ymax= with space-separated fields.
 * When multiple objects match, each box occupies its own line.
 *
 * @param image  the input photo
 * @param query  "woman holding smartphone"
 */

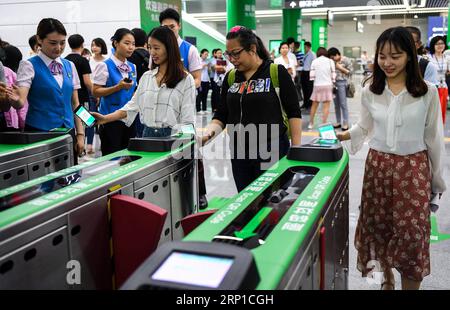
xmin=92 ymin=26 xmax=195 ymax=138
xmin=92 ymin=28 xmax=137 ymax=155
xmin=337 ymin=27 xmax=446 ymax=290
xmin=2 ymin=18 xmax=84 ymax=155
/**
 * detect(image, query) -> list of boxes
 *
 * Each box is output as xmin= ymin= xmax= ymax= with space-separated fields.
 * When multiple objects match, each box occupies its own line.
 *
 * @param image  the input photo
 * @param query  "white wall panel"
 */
xmin=0 ymin=0 xmax=140 ymax=58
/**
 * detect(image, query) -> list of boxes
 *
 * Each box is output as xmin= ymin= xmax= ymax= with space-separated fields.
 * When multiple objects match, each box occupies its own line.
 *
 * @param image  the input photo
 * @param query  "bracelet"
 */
xmin=76 ymin=133 xmax=85 ymax=136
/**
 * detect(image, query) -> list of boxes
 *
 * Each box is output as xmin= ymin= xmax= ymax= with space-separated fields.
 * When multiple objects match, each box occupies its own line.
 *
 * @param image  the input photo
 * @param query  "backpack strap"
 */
xmin=227 ymin=69 xmax=236 ymax=87
xmin=270 ymin=63 xmax=279 ymax=88
xmin=270 ymin=63 xmax=290 ymax=137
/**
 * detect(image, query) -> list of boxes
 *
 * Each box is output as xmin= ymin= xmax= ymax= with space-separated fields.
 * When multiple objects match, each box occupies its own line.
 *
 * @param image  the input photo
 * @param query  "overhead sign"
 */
xmin=284 ymin=0 xmax=370 ymax=9
xmin=140 ymin=0 xmax=182 ymax=33
xmin=427 ymin=16 xmax=448 ymax=45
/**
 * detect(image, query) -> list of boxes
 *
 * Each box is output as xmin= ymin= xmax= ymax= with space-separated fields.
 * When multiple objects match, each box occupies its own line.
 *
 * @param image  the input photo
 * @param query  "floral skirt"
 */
xmin=355 ymin=149 xmax=432 ymax=282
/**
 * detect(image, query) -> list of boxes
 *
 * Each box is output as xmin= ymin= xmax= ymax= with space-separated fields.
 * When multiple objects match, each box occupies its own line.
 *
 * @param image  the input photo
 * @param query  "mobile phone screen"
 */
xmin=318 ymin=123 xmax=337 ymax=140
xmin=74 ymin=105 xmax=96 ymax=127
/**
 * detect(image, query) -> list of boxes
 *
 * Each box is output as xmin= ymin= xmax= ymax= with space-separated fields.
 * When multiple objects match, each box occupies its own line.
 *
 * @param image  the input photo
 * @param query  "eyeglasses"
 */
xmin=436 ymin=42 xmax=446 ymax=46
xmin=224 ymin=48 xmax=245 ymax=60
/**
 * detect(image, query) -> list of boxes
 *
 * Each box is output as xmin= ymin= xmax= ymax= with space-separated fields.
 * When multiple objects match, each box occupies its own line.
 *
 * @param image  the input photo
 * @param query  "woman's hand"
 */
xmin=117 ymin=79 xmax=134 ymax=91
xmin=91 ymin=112 xmax=108 ymax=125
xmin=336 ymin=130 xmax=351 ymax=141
xmin=6 ymin=84 xmax=20 ymax=103
xmin=0 ymin=82 xmax=10 ymax=111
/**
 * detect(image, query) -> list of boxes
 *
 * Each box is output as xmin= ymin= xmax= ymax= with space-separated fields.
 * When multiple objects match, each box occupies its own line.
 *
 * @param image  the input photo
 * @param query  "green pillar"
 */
xmin=447 ymin=3 xmax=450 ymax=48
xmin=282 ymin=9 xmax=302 ymax=42
xmin=226 ymin=0 xmax=256 ymax=32
xmin=311 ymin=19 xmax=328 ymax=53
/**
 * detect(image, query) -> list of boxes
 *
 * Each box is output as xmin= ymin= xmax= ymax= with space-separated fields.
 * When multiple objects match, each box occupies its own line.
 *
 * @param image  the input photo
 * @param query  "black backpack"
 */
xmin=419 ymin=57 xmax=429 ymax=78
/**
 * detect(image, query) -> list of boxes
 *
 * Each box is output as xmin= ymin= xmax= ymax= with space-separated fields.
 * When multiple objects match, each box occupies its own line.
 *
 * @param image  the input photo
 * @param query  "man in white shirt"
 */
xmin=159 ymin=8 xmax=202 ymax=88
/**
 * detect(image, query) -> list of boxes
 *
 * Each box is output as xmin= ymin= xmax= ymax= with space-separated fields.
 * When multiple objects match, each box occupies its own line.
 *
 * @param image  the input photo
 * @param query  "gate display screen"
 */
xmin=152 ymin=252 xmax=234 ymax=288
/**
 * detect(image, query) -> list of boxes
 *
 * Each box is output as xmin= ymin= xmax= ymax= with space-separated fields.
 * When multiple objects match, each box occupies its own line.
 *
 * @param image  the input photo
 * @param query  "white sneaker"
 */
xmin=308 ymin=123 xmax=314 ymax=130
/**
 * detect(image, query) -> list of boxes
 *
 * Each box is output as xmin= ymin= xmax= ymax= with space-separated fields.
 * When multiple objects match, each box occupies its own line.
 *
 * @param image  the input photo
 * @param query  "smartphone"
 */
xmin=74 ymin=105 xmax=96 ymax=127
xmin=123 ymin=77 xmax=132 ymax=83
xmin=318 ymin=123 xmax=338 ymax=140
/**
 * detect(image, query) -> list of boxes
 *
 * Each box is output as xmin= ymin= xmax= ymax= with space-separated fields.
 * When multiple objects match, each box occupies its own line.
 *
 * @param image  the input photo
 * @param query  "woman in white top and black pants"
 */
xmin=93 ymin=26 xmax=195 ymax=138
xmin=338 ymin=27 xmax=446 ymax=290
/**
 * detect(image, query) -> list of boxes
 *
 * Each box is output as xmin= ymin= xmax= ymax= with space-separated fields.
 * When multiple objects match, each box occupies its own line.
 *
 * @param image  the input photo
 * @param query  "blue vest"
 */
xmin=179 ymin=40 xmax=192 ymax=70
xmin=99 ymin=58 xmax=137 ymax=115
xmin=26 ymin=56 xmax=74 ymax=131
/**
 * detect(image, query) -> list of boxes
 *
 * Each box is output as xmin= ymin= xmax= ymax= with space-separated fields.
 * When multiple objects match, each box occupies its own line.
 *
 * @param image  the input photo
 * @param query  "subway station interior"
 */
xmin=0 ymin=0 xmax=449 ymax=291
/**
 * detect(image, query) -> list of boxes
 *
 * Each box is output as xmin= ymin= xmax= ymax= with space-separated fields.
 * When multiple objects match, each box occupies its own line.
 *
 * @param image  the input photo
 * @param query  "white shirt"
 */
xmin=200 ymin=59 xmax=210 ymax=82
xmin=177 ymin=37 xmax=202 ymax=73
xmin=16 ymin=52 xmax=80 ymax=89
xmin=287 ymin=51 xmax=298 ymax=71
xmin=89 ymin=57 xmax=106 ymax=73
xmin=310 ymin=56 xmax=336 ymax=86
xmin=92 ymin=55 xmax=136 ymax=86
xmin=120 ymin=67 xmax=196 ymax=129
xmin=274 ymin=55 xmax=297 ymax=80
xmin=429 ymin=54 xmax=450 ymax=87
xmin=348 ymin=82 xmax=446 ymax=193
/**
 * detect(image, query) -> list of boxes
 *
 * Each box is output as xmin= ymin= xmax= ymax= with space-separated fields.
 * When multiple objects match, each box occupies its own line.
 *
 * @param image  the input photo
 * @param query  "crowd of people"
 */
xmin=0 ymin=8 xmax=447 ymax=290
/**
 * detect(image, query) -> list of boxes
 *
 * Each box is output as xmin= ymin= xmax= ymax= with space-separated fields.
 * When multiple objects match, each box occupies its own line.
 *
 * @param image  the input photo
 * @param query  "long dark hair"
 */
xmin=36 ymin=18 xmax=67 ymax=40
xmin=226 ymin=26 xmax=270 ymax=61
xmin=148 ymin=26 xmax=186 ymax=88
xmin=367 ymin=26 xmax=427 ymax=98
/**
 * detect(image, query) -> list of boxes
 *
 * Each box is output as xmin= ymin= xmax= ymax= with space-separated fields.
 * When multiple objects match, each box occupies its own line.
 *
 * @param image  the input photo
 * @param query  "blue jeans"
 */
xmin=334 ymin=80 xmax=349 ymax=126
xmin=142 ymin=126 xmax=172 ymax=138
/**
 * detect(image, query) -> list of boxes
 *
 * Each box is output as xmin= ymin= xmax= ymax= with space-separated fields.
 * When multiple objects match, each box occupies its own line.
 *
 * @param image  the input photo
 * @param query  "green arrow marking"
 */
xmin=430 ymin=215 xmax=450 ymax=244
xmin=234 ymin=207 xmax=272 ymax=240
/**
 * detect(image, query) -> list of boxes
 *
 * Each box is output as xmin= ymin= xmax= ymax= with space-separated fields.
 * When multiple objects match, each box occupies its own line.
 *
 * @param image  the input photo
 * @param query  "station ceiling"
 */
xmin=185 ymin=0 xmax=449 ymax=14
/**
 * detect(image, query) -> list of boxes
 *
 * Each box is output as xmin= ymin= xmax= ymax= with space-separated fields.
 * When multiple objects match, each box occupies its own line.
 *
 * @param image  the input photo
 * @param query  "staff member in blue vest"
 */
xmin=92 ymin=28 xmax=137 ymax=156
xmin=158 ymin=8 xmax=202 ymax=88
xmin=4 ymin=18 xmax=84 ymax=155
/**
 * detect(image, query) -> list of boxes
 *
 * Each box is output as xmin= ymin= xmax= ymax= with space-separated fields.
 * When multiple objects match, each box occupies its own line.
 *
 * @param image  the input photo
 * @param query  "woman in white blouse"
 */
xmin=338 ymin=27 xmax=446 ymax=290
xmin=93 ymin=26 xmax=195 ymax=138
xmin=274 ymin=42 xmax=296 ymax=81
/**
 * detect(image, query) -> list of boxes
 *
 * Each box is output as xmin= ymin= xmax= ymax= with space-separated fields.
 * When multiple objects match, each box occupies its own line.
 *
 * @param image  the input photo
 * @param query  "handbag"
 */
xmin=346 ymin=80 xmax=355 ymax=98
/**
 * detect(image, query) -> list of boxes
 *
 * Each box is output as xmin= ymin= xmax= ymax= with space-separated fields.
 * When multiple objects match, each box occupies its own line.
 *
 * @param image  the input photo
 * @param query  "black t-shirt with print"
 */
xmin=213 ymin=60 xmax=301 ymax=159
xmin=65 ymin=53 xmax=91 ymax=104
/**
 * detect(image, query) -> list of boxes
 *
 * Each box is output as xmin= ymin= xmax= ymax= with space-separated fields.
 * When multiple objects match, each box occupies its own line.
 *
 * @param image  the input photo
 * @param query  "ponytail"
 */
xmin=255 ymin=35 xmax=270 ymax=61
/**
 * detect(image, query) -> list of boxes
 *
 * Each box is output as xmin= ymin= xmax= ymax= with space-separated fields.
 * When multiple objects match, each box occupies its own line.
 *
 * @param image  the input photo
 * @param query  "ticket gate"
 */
xmin=0 ymin=130 xmax=74 ymax=189
xmin=0 ymin=135 xmax=197 ymax=289
xmin=122 ymin=139 xmax=349 ymax=290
